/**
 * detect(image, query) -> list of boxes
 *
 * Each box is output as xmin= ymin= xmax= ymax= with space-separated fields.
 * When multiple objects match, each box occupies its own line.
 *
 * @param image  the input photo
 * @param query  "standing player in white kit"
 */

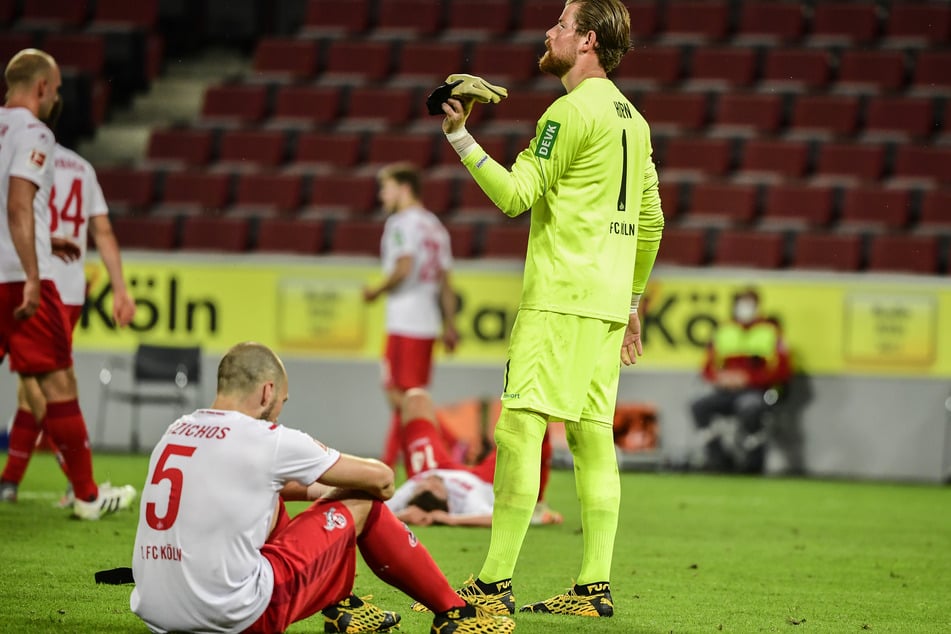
xmin=0 ymin=97 xmax=136 ymax=508
xmin=363 ymin=162 xmax=458 ymax=469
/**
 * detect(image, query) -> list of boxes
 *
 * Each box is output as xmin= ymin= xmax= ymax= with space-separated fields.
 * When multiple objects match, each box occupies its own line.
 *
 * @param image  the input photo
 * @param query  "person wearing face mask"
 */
xmin=689 ymin=288 xmax=791 ymax=473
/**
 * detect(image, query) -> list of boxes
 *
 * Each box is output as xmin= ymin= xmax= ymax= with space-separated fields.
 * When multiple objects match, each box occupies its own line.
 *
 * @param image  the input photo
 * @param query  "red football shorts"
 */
xmin=247 ymin=499 xmax=357 ymax=634
xmin=64 ymin=303 xmax=83 ymax=331
xmin=0 ymin=280 xmax=73 ymax=374
xmin=403 ymin=417 xmax=495 ymax=484
xmin=382 ymin=334 xmax=435 ymax=391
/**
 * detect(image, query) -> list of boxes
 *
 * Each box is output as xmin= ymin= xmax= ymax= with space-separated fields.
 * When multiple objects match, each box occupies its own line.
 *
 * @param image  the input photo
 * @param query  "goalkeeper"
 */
xmin=432 ymin=0 xmax=664 ymax=619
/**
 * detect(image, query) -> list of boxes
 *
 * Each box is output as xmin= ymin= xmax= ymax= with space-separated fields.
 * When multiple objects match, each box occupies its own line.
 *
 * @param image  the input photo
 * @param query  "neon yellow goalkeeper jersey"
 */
xmin=461 ymin=77 xmax=664 ymax=325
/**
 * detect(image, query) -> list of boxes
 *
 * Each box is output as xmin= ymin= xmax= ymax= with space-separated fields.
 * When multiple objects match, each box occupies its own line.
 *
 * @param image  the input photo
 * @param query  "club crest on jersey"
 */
xmin=29 ymin=149 xmax=46 ymax=168
xmin=402 ymin=522 xmax=419 ymax=547
xmin=534 ymin=120 xmax=561 ymax=160
xmin=324 ymin=506 xmax=348 ymax=531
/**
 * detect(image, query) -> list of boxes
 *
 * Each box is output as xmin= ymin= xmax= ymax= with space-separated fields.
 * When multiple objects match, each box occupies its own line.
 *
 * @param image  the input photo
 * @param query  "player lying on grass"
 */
xmin=386 ymin=388 xmax=563 ymax=527
xmin=130 ymin=342 xmax=514 ymax=634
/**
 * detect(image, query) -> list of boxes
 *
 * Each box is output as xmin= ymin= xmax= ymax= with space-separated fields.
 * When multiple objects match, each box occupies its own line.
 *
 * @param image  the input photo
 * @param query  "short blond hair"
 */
xmin=5 ymin=49 xmax=57 ymax=97
xmin=217 ymin=342 xmax=286 ymax=396
xmin=377 ymin=162 xmax=421 ymax=198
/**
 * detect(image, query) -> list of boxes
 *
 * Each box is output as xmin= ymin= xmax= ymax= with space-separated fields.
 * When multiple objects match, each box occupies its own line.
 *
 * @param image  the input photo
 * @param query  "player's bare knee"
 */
xmin=339 ymin=497 xmax=374 ymax=533
xmin=402 ymin=388 xmax=434 ymax=424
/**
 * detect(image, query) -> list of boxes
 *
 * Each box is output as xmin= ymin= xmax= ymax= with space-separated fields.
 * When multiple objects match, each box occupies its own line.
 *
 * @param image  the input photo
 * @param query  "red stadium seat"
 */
xmin=658 ymin=181 xmax=681 ymax=219
xmin=713 ymin=229 xmax=785 ymax=269
xmin=421 ymin=176 xmax=457 ymax=216
xmin=43 ymin=34 xmax=105 ymax=75
xmin=628 ymin=3 xmax=660 ymax=41
xmin=863 ymin=96 xmax=935 ymax=140
xmin=482 ymin=225 xmax=530 ymax=259
xmin=330 ymin=219 xmax=383 ymax=255
xmin=814 ymin=143 xmax=886 ymax=182
xmin=836 ymin=51 xmax=907 ymax=94
xmin=234 ymin=173 xmax=304 ymax=216
xmin=111 ymin=216 xmax=177 ymax=250
xmin=446 ymin=223 xmax=476 ymax=259
xmin=180 ymin=217 xmax=250 ymax=253
xmin=892 ymin=146 xmax=951 ymax=185
xmin=96 ymin=167 xmax=156 ymax=213
xmin=867 ymin=235 xmax=939 ymax=275
xmin=301 ymin=0 xmax=370 ymax=35
xmin=308 ymin=174 xmax=378 ymax=216
xmin=516 ymin=0 xmax=567 ymax=38
xmin=656 ymin=227 xmax=708 ymax=267
xmin=917 ymin=190 xmax=951 ymax=235
xmin=761 ymin=48 xmax=831 ymax=92
xmin=0 ymin=0 xmax=15 ymax=25
xmin=294 ymin=132 xmax=363 ymax=170
xmin=256 ymin=219 xmax=325 ymax=254
xmin=735 ymin=2 xmax=804 ymax=44
xmin=884 ymin=4 xmax=951 ymax=48
xmin=393 ymin=42 xmax=463 ymax=86
xmin=911 ymin=51 xmax=951 ymax=95
xmin=487 ymin=91 xmax=559 ymax=134
xmin=760 ymin=184 xmax=834 ymax=229
xmin=375 ymin=0 xmax=442 ymax=38
xmin=789 ymin=94 xmax=860 ymax=138
xmin=639 ymin=92 xmax=708 ymax=133
xmin=444 ymin=0 xmax=512 ymax=39
xmin=271 ymin=85 xmax=342 ymax=127
xmin=839 ymin=187 xmax=913 ymax=232
xmin=323 ymin=41 xmax=394 ymax=84
xmin=738 ymin=139 xmax=809 ymax=182
xmin=345 ymin=87 xmax=415 ymax=127
xmin=614 ymin=45 xmax=682 ymax=89
xmin=92 ymin=0 xmax=158 ymax=27
xmin=20 ymin=0 xmax=89 ymax=28
xmin=365 ymin=133 xmax=436 ymax=168
xmin=713 ymin=93 xmax=782 ymax=136
xmin=0 ymin=34 xmax=35 ymax=68
xmin=252 ymin=39 xmax=320 ymax=81
xmin=809 ymin=3 xmax=879 ymax=45
xmin=218 ymin=130 xmax=287 ymax=168
xmin=470 ymin=41 xmax=542 ymax=86
xmin=661 ymin=138 xmax=732 ymax=179
xmin=437 ymin=133 xmax=510 ymax=168
xmin=147 ymin=129 xmax=215 ymax=166
xmin=200 ymin=84 xmax=269 ymax=125
xmin=456 ymin=179 xmax=502 ymax=219
xmin=686 ymin=47 xmax=757 ymax=90
xmin=161 ymin=172 xmax=232 ymax=212
xmin=792 ymin=233 xmax=863 ymax=272
xmin=662 ymin=1 xmax=729 ymax=43
xmin=684 ymin=182 xmax=758 ymax=226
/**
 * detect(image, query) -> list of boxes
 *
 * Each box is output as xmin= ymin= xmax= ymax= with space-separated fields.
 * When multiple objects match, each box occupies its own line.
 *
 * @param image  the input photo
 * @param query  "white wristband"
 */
xmin=446 ymin=126 xmax=477 ymax=159
xmin=630 ymin=294 xmax=642 ymax=314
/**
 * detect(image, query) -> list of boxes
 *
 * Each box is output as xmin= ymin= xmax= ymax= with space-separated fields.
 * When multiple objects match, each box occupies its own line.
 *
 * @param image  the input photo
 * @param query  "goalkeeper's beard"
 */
xmin=539 ymin=47 xmax=574 ymax=78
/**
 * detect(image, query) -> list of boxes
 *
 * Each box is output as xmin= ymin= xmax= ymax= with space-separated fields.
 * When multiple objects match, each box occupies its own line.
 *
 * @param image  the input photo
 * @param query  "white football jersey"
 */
xmin=0 ymin=107 xmax=55 ymax=283
xmin=48 ymin=144 xmax=108 ymax=305
xmin=381 ymin=206 xmax=452 ymax=338
xmin=385 ymin=468 xmax=494 ymax=517
xmin=130 ymin=409 xmax=341 ymax=634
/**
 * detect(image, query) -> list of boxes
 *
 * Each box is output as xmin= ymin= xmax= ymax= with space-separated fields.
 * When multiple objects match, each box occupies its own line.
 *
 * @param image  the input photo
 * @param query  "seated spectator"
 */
xmin=690 ymin=289 xmax=791 ymax=473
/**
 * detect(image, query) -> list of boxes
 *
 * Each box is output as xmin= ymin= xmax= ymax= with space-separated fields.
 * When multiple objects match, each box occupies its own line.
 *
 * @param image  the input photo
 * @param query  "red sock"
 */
xmin=42 ymin=432 xmax=69 ymax=478
xmin=43 ymin=400 xmax=97 ymax=502
xmin=380 ymin=410 xmax=402 ymax=468
xmin=1 ymin=409 xmax=41 ymax=484
xmin=538 ymin=430 xmax=552 ymax=502
xmin=358 ymin=501 xmax=464 ymax=613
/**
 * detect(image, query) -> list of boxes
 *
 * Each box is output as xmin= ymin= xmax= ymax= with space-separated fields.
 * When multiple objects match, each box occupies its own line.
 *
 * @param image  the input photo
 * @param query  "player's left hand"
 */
xmin=442 ymin=325 xmax=459 ymax=353
xmin=51 ymin=237 xmax=81 ymax=262
xmin=112 ymin=289 xmax=137 ymax=328
xmin=441 ymin=97 xmax=473 ymax=135
xmin=620 ymin=312 xmax=643 ymax=366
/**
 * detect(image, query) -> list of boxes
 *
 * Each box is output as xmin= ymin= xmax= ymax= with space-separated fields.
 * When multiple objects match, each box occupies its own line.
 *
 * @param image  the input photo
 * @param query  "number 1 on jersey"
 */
xmin=617 ymin=129 xmax=628 ymax=212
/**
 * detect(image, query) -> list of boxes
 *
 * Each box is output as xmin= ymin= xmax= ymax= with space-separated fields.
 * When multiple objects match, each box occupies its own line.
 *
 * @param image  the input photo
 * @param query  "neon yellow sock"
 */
xmin=478 ymin=407 xmax=547 ymax=584
xmin=566 ymin=419 xmax=620 ymax=585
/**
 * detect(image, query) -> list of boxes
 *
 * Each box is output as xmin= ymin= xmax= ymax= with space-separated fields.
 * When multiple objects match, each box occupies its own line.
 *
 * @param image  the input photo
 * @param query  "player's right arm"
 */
xmin=89 ymin=214 xmax=135 ymax=326
xmin=363 ymin=255 xmax=413 ymax=302
xmin=8 ymin=176 xmax=41 ymax=319
xmin=316 ymin=454 xmax=395 ymax=500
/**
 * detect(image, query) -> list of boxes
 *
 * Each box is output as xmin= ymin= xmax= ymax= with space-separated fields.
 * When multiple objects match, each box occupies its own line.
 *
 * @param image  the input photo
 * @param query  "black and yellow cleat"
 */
xmin=322 ymin=594 xmax=401 ymax=633
xmin=519 ymin=582 xmax=614 ymax=617
xmin=431 ymin=604 xmax=516 ymax=633
xmin=413 ymin=577 xmax=515 ymax=616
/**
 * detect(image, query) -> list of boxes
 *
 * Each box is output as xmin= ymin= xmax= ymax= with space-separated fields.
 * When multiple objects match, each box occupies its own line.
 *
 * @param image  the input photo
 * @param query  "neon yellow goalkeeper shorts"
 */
xmin=500 ymin=309 xmax=625 ymax=425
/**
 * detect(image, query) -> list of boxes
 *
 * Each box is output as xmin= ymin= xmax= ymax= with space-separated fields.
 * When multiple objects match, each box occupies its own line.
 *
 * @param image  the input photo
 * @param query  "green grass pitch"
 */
xmin=1 ymin=452 xmax=949 ymax=633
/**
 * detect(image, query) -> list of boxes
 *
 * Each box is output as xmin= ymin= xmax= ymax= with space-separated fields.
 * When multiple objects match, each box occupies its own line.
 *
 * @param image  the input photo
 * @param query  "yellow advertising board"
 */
xmin=77 ymin=258 xmax=951 ymax=378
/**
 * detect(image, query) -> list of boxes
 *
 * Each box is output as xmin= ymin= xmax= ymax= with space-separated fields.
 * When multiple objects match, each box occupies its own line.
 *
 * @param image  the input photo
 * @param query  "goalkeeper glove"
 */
xmin=425 ymin=73 xmax=508 ymax=115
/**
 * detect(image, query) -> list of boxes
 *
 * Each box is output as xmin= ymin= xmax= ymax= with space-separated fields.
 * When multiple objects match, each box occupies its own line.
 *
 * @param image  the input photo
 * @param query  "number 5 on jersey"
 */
xmin=146 ymin=444 xmax=197 ymax=531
